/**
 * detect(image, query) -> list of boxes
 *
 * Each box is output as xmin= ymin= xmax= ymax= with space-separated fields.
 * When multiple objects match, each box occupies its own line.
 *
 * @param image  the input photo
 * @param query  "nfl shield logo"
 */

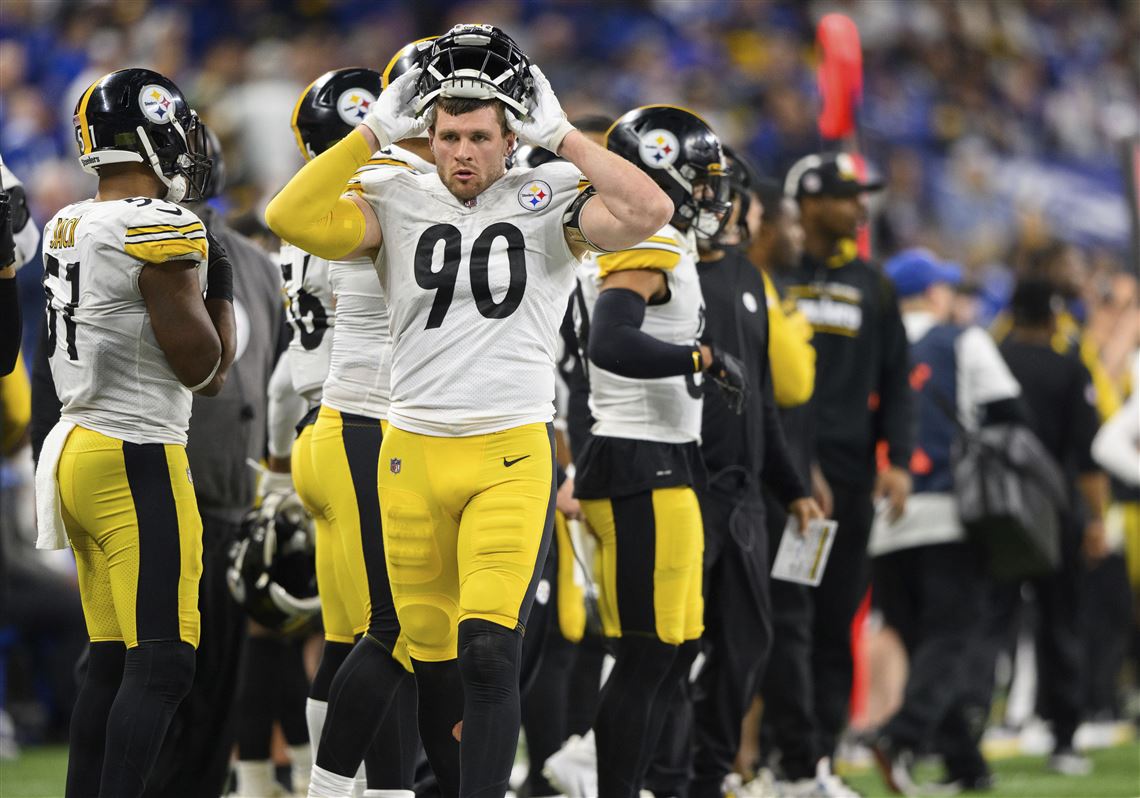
xmin=389 ymin=458 xmax=402 ymax=474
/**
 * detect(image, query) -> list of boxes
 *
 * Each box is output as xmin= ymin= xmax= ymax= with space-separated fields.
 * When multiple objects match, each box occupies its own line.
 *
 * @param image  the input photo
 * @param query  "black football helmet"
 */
xmin=226 ymin=491 xmax=320 ymax=636
xmin=606 ymin=105 xmax=732 ymax=238
xmin=415 ymin=24 xmax=533 ymax=116
xmin=383 ymin=36 xmax=437 ymax=89
xmin=721 ymin=144 xmax=763 ymax=242
xmin=73 ymin=68 xmax=210 ymax=202
xmin=292 ymin=67 xmax=383 ymax=161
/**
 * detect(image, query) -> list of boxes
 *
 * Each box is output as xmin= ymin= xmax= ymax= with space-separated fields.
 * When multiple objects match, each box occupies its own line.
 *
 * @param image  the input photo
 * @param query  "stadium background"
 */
xmin=1 ymin=0 xmax=1138 ymax=796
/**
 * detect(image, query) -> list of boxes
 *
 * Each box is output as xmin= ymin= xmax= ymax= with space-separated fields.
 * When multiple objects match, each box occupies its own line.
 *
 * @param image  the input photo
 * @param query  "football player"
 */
xmin=0 ymin=157 xmax=41 ymax=376
xmin=265 ymin=23 xmax=671 ymax=798
xmin=559 ymin=105 xmax=743 ymax=798
xmin=300 ymin=44 xmax=443 ymax=798
xmin=33 ymin=68 xmax=235 ymax=798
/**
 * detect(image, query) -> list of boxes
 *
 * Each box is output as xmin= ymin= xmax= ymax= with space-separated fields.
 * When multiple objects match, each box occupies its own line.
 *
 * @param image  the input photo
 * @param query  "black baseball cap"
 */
xmin=784 ymin=152 xmax=884 ymax=199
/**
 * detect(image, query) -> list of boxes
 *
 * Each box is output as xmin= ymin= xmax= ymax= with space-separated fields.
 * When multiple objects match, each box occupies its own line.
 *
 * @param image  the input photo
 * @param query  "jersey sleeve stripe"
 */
xmin=595 ymin=247 xmax=682 ymax=276
xmin=124 ymin=236 xmax=209 ymax=264
xmin=125 ymin=222 xmax=206 ymax=237
xmin=363 ymin=157 xmax=416 ymax=170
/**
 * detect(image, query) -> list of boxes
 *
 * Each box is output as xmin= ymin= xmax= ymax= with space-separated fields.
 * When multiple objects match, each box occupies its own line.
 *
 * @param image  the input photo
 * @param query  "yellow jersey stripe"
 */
xmin=596 ymin=247 xmax=681 ymax=276
xmin=125 ymin=236 xmax=209 ymax=264
xmin=125 ymin=222 xmax=205 ymax=237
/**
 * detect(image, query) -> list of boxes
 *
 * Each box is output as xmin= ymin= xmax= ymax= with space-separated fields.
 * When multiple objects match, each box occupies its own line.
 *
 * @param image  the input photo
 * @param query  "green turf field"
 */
xmin=1 ymin=743 xmax=1138 ymax=797
xmin=841 ymin=743 xmax=1140 ymax=798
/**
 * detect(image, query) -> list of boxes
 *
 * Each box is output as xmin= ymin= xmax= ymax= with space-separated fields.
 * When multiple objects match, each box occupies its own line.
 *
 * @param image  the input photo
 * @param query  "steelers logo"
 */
xmin=836 ymin=152 xmax=858 ymax=179
xmin=742 ymin=291 xmax=759 ymax=314
xmin=518 ymin=179 xmax=553 ymax=211
xmin=638 ymin=129 xmax=681 ymax=169
xmin=139 ymin=84 xmax=178 ymax=124
xmin=336 ymin=88 xmax=377 ymax=126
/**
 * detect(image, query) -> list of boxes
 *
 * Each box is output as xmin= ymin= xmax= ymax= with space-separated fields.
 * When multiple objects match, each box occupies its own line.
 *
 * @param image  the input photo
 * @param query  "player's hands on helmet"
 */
xmin=703 ymin=342 xmax=748 ymax=414
xmin=0 ymin=191 xmax=14 ymax=272
xmin=362 ymin=66 xmax=427 ymax=149
xmin=506 ymin=65 xmax=576 ymax=155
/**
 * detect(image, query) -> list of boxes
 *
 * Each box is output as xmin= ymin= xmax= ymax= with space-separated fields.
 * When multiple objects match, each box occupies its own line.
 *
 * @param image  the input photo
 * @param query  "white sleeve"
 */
xmin=267 ymin=350 xmax=307 ymax=459
xmin=1092 ymin=391 xmax=1140 ymax=486
xmin=956 ymin=326 xmax=1020 ymax=429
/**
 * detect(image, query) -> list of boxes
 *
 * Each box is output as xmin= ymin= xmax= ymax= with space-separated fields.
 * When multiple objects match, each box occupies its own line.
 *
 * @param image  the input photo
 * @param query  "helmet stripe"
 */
xmin=75 ymin=76 xmax=104 ymax=155
xmin=290 ymin=76 xmax=322 ymax=162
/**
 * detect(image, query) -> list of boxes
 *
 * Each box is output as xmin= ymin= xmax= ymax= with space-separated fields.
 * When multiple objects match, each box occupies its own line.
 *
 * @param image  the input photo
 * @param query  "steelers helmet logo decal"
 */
xmin=139 ymin=84 xmax=177 ymax=124
xmin=639 ymin=129 xmax=681 ymax=169
xmin=518 ymin=179 xmax=553 ymax=211
xmin=336 ymin=88 xmax=376 ymax=126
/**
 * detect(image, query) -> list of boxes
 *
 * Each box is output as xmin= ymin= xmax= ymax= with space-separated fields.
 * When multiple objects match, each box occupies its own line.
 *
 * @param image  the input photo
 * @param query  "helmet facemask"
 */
xmin=416 ymin=24 xmax=533 ymax=116
xmin=139 ymin=109 xmax=211 ymax=202
xmin=674 ymin=163 xmax=733 ymax=239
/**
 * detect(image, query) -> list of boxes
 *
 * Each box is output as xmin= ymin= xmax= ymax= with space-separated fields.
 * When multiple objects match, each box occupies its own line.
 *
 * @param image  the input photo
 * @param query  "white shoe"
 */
xmin=776 ymin=758 xmax=862 ymax=797
xmin=1047 ymin=747 xmax=1093 ymax=776
xmin=736 ymin=769 xmax=778 ymax=798
xmin=542 ymin=730 xmax=598 ymax=798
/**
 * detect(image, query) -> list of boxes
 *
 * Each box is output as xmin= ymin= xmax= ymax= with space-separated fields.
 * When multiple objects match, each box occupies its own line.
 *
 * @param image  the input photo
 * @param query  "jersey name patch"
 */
xmin=518 ymin=180 xmax=552 ymax=211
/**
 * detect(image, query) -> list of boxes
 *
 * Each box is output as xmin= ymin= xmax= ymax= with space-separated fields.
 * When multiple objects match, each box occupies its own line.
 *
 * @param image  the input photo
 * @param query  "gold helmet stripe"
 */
xmin=382 ymin=36 xmax=437 ymax=89
xmin=75 ymin=70 xmax=126 ymax=155
xmin=290 ymin=75 xmax=322 ymax=162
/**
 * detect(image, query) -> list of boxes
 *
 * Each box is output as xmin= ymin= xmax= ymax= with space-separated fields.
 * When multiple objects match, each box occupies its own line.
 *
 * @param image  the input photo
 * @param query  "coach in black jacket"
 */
xmin=779 ymin=152 xmax=913 ymax=766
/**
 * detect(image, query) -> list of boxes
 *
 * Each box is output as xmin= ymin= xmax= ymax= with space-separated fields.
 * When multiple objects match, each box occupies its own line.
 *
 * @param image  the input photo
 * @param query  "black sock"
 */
xmin=235 ymin=636 xmax=284 ymax=760
xmin=316 ymin=634 xmax=408 ymax=781
xmin=595 ymin=636 xmax=680 ymax=798
xmin=278 ymin=640 xmax=311 ymax=746
xmin=412 ymin=657 xmax=464 ymax=798
xmin=98 ymin=640 xmax=195 ymax=798
xmin=363 ymin=665 xmax=419 ymax=789
xmin=457 ymin=618 xmax=524 ymax=798
xmin=66 ymin=642 xmax=125 ymax=798
xmin=311 ymin=640 xmax=353 ymax=702
xmin=639 ymin=639 xmax=699 ymax=793
xmin=522 ymin=630 xmax=576 ymax=796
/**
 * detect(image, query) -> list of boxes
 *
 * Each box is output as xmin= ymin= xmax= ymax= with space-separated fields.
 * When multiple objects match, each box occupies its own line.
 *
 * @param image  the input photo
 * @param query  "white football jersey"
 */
xmin=42 ymin=197 xmax=208 ymax=445
xmin=279 ymin=241 xmax=333 ymax=404
xmin=577 ymin=224 xmax=705 ymax=444
xmin=359 ymin=160 xmax=585 ymax=436
xmin=322 ymin=146 xmax=431 ymax=419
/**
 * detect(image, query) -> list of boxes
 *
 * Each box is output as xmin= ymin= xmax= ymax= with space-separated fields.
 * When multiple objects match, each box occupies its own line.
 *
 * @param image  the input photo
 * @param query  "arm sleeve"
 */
xmin=0 ymin=277 xmax=19 ymax=377
xmin=876 ymin=276 xmax=914 ymax=469
xmin=587 ymin=288 xmax=702 ymax=379
xmin=264 ymin=129 xmax=372 ymax=261
xmin=762 ymin=272 xmax=815 ymax=408
xmin=1091 ymin=391 xmax=1140 ymax=485
xmin=267 ymin=350 xmax=307 ymax=460
xmin=29 ymin=315 xmax=61 ymax=465
xmin=758 ymin=298 xmax=810 ymax=505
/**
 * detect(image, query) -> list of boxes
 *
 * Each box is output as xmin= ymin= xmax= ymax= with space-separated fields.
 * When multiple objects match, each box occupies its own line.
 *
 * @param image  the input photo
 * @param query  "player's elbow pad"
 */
xmin=588 ymin=288 xmax=699 ymax=379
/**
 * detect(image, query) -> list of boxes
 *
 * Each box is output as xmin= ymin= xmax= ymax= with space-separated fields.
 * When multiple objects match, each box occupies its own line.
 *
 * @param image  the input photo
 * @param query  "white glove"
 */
xmin=362 ymin=66 xmax=427 ymax=149
xmin=506 ymin=65 xmax=576 ymax=155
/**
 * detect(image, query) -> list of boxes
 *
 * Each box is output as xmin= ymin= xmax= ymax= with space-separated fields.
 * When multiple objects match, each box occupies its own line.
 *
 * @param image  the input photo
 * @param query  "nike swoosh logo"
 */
xmin=503 ymin=455 xmax=530 ymax=467
xmin=155 ymin=206 xmax=183 ymax=216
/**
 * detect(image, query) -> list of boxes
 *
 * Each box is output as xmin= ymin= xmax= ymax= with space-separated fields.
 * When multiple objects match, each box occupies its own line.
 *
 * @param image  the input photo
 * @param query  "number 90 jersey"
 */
xmin=359 ymin=160 xmax=585 ymax=436
xmin=41 ymin=198 xmax=208 ymax=445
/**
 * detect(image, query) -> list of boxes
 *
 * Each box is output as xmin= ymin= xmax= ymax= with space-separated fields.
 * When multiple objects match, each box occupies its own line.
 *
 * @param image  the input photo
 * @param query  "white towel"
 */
xmin=35 ymin=420 xmax=76 ymax=550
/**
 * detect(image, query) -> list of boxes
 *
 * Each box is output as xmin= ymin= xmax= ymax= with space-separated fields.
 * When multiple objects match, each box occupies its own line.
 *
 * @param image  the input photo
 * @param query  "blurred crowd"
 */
xmin=1 ymin=0 xmax=1139 ymax=789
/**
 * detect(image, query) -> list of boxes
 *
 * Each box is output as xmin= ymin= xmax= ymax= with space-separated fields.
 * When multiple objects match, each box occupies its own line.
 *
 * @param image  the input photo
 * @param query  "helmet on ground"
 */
xmin=226 ymin=491 xmax=320 ymax=636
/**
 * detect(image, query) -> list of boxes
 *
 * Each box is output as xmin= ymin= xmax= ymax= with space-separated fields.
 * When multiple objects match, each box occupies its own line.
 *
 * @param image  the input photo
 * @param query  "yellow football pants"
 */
xmin=581 ymin=486 xmax=704 ymax=645
xmin=378 ymin=422 xmax=556 ymax=662
xmin=57 ymin=426 xmax=203 ymax=648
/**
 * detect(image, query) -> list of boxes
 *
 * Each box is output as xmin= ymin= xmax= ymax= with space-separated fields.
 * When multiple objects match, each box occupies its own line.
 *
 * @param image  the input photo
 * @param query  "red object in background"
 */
xmin=816 ymin=14 xmax=863 ymax=141
xmin=848 ymin=589 xmax=872 ymax=728
xmin=817 ymin=13 xmax=871 ymax=259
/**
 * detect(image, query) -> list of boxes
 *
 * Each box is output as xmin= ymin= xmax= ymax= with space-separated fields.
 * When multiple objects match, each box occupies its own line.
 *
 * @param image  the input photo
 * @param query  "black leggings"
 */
xmin=67 ymin=640 xmax=195 ymax=798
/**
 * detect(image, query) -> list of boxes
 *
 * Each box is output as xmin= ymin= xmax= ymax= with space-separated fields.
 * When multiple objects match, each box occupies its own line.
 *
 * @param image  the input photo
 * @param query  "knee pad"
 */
xmin=458 ymin=619 xmax=520 ymax=700
xmin=125 ymin=640 xmax=196 ymax=703
xmin=399 ymin=602 xmax=456 ymax=658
